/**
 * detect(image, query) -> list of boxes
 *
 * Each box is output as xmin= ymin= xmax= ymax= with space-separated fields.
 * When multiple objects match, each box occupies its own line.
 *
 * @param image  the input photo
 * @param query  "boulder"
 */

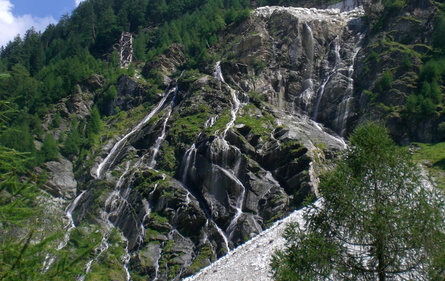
xmin=43 ymin=157 xmax=77 ymax=199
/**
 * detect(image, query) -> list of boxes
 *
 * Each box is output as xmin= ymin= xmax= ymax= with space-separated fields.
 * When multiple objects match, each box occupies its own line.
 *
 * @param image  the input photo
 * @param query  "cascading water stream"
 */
xmin=42 ymin=191 xmax=87 ymax=272
xmin=95 ymin=86 xmax=177 ymax=179
xmin=212 ymin=61 xmax=249 ymax=242
xmin=312 ymin=35 xmax=341 ymax=120
xmin=180 ymin=143 xmax=230 ymax=252
xmin=204 ymin=115 xmax=218 ymax=128
xmin=136 ymin=198 xmax=151 ymax=246
xmin=301 ymin=23 xmax=315 ymax=110
xmin=181 ymin=144 xmax=196 ymax=183
xmin=85 ymin=83 xmax=180 ymax=279
xmin=80 ymin=161 xmax=133 ymax=281
xmin=215 ymin=165 xmax=246 ymax=239
xmin=148 ymin=86 xmax=178 ymax=168
xmin=335 ymin=33 xmax=365 ymax=135
xmin=58 ymin=190 xmax=87 ymax=250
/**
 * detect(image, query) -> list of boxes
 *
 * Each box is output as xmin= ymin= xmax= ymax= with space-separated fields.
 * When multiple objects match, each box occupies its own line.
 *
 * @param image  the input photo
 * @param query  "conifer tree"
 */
xmin=271 ymin=123 xmax=445 ymax=281
xmin=40 ymin=134 xmax=59 ymax=162
xmin=87 ymin=106 xmax=103 ymax=144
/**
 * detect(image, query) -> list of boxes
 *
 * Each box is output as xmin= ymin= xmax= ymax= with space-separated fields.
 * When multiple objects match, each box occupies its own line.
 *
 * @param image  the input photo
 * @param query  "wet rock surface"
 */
xmin=68 ymin=5 xmax=362 ymax=280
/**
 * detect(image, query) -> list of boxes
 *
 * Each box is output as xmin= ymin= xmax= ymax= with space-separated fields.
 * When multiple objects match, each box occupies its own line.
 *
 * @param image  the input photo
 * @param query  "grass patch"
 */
xmin=412 ymin=142 xmax=445 ymax=190
xmin=208 ymin=110 xmax=231 ymax=134
xmin=101 ymin=103 xmax=160 ymax=142
xmin=170 ymin=104 xmax=210 ymax=144
xmin=235 ymin=103 xmax=275 ymax=137
xmin=186 ymin=245 xmax=213 ymax=274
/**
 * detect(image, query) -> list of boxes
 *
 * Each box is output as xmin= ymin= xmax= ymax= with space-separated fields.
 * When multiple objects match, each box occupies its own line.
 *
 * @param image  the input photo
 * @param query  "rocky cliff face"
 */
xmin=57 ymin=6 xmax=366 ymax=280
xmin=39 ymin=1 xmax=445 ymax=279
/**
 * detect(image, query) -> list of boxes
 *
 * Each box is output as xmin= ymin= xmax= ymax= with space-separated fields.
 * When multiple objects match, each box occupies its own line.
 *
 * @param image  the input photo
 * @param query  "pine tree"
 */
xmin=40 ymin=134 xmax=59 ymax=162
xmin=271 ymin=123 xmax=445 ymax=281
xmin=87 ymin=106 xmax=103 ymax=144
xmin=62 ymin=119 xmax=82 ymax=157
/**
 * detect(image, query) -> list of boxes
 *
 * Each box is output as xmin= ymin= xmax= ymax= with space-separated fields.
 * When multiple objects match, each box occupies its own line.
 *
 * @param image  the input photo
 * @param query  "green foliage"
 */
xmin=87 ymin=106 xmax=103 ymax=144
xmin=170 ymin=104 xmax=210 ymax=144
xmin=412 ymin=142 xmax=445 ymax=191
xmin=404 ymin=58 xmax=444 ymax=120
xmin=375 ymin=70 xmax=393 ymax=94
xmin=433 ymin=13 xmax=445 ymax=53
xmin=271 ymin=123 xmax=445 ymax=281
xmin=185 ymin=244 xmax=214 ymax=275
xmin=0 ymin=121 xmax=38 ymax=167
xmin=438 ymin=122 xmax=445 ymax=140
xmin=51 ymin=112 xmax=62 ymax=129
xmin=62 ymin=119 xmax=84 ymax=157
xmin=383 ymin=0 xmax=406 ymax=11
xmin=39 ymin=134 xmax=59 ymax=162
xmin=235 ymin=103 xmax=275 ymax=137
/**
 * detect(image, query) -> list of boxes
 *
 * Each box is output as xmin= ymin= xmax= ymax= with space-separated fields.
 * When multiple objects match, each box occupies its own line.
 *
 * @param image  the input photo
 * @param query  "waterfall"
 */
xmin=215 ymin=165 xmax=246 ymax=239
xmin=137 ymin=199 xmax=151 ymax=245
xmin=148 ymin=86 xmax=178 ymax=168
xmin=212 ymin=220 xmax=230 ymax=252
xmin=312 ymin=35 xmax=341 ymax=120
xmin=95 ymin=86 xmax=177 ymax=179
xmin=180 ymin=142 xmax=230 ymax=252
xmin=80 ymin=161 xmax=134 ymax=280
xmin=41 ymin=193 xmax=85 ymax=272
xmin=209 ymin=61 xmax=250 ymax=244
xmin=122 ymin=238 xmax=131 ymax=281
xmin=204 ymin=115 xmax=218 ymax=128
xmin=213 ymin=61 xmax=243 ymax=140
xmin=181 ymin=144 xmax=196 ymax=183
xmin=55 ymin=190 xmax=87 ymax=251
xmin=335 ymin=33 xmax=364 ymax=135
xmin=42 ymin=207 xmax=93 ymax=275
xmin=301 ymin=23 xmax=315 ymax=110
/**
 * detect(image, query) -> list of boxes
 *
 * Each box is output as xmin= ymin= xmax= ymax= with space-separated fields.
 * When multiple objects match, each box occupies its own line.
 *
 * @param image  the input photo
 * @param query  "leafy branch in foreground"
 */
xmin=271 ymin=123 xmax=445 ymax=281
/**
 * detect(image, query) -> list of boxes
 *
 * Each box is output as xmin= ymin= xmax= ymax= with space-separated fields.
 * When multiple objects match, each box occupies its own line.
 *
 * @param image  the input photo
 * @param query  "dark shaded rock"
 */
xmin=83 ymin=74 xmax=105 ymax=90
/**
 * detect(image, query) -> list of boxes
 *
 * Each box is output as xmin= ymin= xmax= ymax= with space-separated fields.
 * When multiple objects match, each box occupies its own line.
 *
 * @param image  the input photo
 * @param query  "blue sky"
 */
xmin=0 ymin=0 xmax=85 ymax=47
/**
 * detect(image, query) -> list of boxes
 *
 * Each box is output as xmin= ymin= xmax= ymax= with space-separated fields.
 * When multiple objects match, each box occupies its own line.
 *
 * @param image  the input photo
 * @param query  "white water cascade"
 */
xmin=301 ymin=23 xmax=315 ymax=110
xmin=181 ymin=144 xmax=196 ymax=183
xmin=95 ymin=86 xmax=177 ymax=179
xmin=204 ymin=115 xmax=218 ymax=128
xmin=42 ymin=190 xmax=87 ymax=272
xmin=216 ymin=165 xmax=246 ymax=240
xmin=148 ymin=86 xmax=178 ymax=168
xmin=212 ymin=61 xmax=251 ymax=244
xmin=80 ymin=161 xmax=133 ymax=281
xmin=59 ymin=190 xmax=87 ymax=250
xmin=180 ymin=143 xmax=231 ymax=252
xmin=312 ymin=35 xmax=341 ymax=120
xmin=335 ymin=33 xmax=365 ymax=135
xmin=184 ymin=200 xmax=323 ymax=281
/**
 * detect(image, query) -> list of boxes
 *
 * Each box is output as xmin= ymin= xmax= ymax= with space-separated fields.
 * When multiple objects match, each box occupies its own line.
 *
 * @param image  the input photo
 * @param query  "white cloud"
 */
xmin=0 ymin=0 xmax=56 ymax=47
xmin=75 ymin=0 xmax=86 ymax=6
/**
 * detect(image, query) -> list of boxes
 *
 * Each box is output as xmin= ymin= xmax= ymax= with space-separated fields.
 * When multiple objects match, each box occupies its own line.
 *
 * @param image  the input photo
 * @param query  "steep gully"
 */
xmin=81 ymin=83 xmax=181 ymax=280
xmin=73 ymin=63 xmax=246 ymax=278
xmin=186 ymin=5 xmax=366 ymax=280
xmin=72 ymin=61 xmax=252 ymax=279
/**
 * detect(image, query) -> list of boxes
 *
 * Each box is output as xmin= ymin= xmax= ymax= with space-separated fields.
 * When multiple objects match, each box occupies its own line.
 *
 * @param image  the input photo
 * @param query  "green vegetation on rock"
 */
xmin=412 ymin=142 xmax=445 ymax=190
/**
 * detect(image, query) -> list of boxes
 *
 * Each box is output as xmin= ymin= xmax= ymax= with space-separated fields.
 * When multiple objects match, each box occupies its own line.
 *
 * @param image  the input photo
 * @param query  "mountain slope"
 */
xmin=0 ymin=0 xmax=444 ymax=280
